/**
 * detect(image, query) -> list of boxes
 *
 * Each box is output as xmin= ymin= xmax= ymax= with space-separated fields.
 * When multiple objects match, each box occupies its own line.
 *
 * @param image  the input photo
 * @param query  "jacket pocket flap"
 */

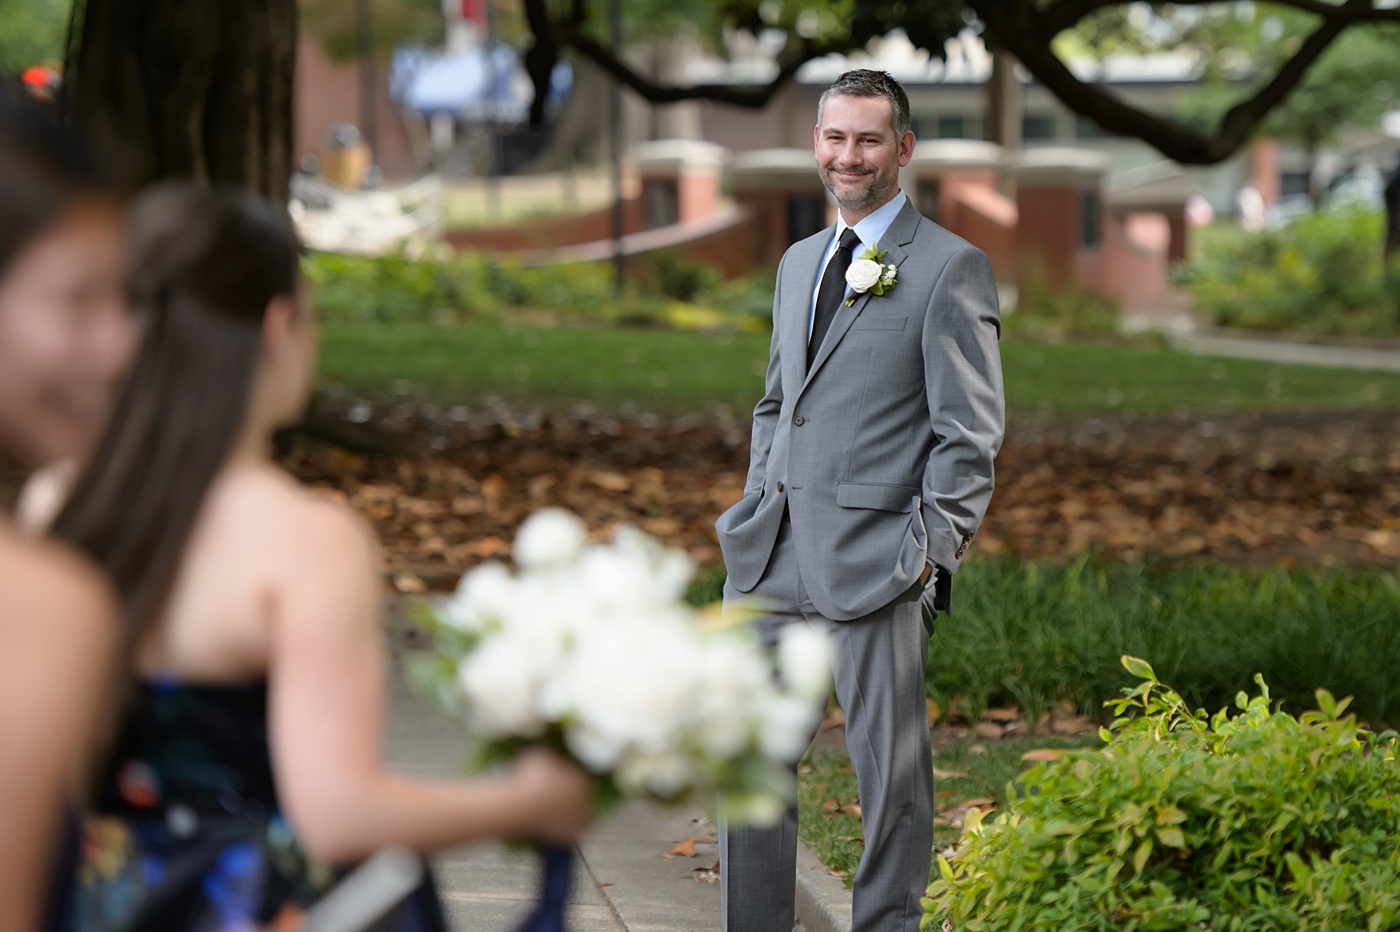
xmin=851 ymin=315 xmax=908 ymax=331
xmin=836 ymin=482 xmax=920 ymax=511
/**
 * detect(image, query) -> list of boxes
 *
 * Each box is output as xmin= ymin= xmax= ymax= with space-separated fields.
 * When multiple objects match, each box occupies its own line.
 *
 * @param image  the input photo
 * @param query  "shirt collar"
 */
xmin=835 ymin=190 xmax=908 ymax=252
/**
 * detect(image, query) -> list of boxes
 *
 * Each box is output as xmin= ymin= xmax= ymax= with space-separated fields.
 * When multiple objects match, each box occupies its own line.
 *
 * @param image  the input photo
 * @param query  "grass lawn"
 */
xmin=319 ymin=321 xmax=1400 ymax=415
xmin=927 ymin=557 xmax=1400 ymax=728
xmin=798 ymin=736 xmax=1100 ymax=885
xmin=699 ymin=557 xmax=1400 ymax=729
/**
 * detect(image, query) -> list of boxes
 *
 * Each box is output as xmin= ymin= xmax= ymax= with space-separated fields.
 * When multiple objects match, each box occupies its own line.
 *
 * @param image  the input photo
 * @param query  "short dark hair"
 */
xmin=817 ymin=69 xmax=912 ymax=139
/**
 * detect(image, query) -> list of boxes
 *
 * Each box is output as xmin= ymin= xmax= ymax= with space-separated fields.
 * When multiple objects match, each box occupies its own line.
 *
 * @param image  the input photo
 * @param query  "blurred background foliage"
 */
xmin=1182 ymin=209 xmax=1400 ymax=337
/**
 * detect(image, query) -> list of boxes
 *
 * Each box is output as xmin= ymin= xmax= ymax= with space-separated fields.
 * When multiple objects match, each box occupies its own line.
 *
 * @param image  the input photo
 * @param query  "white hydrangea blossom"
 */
xmin=777 ymin=624 xmax=834 ymax=702
xmin=436 ymin=509 xmax=833 ymax=826
xmin=513 ymin=507 xmax=588 ymax=569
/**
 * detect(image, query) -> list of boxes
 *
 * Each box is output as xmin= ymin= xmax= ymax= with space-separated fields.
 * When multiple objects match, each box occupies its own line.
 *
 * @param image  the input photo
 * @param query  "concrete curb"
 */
xmin=794 ymin=841 xmax=853 ymax=932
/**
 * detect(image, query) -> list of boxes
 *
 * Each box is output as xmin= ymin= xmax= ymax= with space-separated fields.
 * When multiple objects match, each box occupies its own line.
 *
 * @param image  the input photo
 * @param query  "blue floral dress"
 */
xmin=68 ymin=680 xmax=447 ymax=932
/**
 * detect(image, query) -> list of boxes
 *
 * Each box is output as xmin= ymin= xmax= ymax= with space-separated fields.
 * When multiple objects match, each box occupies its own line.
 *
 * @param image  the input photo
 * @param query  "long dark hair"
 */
xmin=51 ymin=183 xmax=301 ymax=651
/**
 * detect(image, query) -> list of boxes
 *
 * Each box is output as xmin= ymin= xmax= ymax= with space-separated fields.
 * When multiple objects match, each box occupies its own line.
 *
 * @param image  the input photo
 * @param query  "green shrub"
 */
xmin=710 ymin=269 xmax=778 ymax=329
xmin=653 ymin=251 xmax=723 ymax=302
xmin=924 ymin=657 xmax=1400 ymax=931
xmin=1182 ymin=210 xmax=1400 ymax=338
xmin=1003 ymin=280 xmax=1121 ymax=341
xmin=304 ymin=249 xmax=772 ymax=331
xmin=305 ymin=251 xmax=472 ymax=323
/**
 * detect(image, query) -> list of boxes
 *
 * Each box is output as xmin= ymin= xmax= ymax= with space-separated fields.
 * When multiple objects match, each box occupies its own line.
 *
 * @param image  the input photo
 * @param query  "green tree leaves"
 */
xmin=0 ymin=0 xmax=68 ymax=73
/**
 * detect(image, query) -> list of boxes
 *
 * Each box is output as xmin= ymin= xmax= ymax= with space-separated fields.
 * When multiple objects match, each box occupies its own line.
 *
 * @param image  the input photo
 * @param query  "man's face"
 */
xmin=814 ymin=93 xmax=915 ymax=215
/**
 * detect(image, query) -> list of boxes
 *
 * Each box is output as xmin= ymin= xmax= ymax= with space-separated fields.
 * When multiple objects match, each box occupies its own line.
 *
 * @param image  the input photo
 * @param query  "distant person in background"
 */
xmin=1185 ymin=193 xmax=1215 ymax=228
xmin=1235 ymin=184 xmax=1266 ymax=232
xmin=0 ymin=97 xmax=131 ymax=932
xmin=51 ymin=183 xmax=594 ymax=930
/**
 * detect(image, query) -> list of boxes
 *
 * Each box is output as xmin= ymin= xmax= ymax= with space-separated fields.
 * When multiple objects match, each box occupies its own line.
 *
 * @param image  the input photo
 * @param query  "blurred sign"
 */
xmin=461 ymin=0 xmax=486 ymax=25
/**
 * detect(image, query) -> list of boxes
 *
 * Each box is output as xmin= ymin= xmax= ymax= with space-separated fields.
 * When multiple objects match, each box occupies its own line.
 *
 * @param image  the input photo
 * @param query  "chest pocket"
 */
xmin=850 ymin=315 xmax=908 ymax=331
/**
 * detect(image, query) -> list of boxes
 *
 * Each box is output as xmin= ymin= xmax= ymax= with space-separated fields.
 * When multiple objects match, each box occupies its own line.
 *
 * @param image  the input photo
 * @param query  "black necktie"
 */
xmin=809 ymin=228 xmax=862 ymax=369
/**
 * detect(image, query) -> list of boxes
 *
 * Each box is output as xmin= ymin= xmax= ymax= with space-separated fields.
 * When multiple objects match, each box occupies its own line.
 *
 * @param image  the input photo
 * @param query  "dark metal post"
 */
xmin=358 ymin=0 xmax=377 ymax=165
xmin=609 ymin=0 xmax=625 ymax=295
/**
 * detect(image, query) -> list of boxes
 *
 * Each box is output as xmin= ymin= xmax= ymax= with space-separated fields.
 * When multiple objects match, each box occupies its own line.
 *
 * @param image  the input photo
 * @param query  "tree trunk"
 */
xmin=527 ymin=57 xmax=612 ymax=171
xmin=984 ymin=48 xmax=1021 ymax=198
xmin=67 ymin=0 xmax=297 ymax=203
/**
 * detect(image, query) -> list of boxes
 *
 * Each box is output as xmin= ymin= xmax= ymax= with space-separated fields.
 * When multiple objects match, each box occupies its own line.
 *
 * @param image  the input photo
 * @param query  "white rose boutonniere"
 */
xmin=844 ymin=242 xmax=898 ymax=306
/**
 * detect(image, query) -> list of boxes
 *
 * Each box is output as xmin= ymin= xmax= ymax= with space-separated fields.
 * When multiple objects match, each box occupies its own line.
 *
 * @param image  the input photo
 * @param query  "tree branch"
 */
xmin=979 ymin=0 xmax=1351 ymax=163
xmin=561 ymin=29 xmax=828 ymax=108
xmin=521 ymin=0 xmax=1377 ymax=167
xmin=522 ymin=0 xmax=558 ymax=125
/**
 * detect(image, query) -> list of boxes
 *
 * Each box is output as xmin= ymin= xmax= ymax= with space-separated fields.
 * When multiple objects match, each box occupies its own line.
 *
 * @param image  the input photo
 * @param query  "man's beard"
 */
xmin=821 ymin=164 xmax=892 ymax=212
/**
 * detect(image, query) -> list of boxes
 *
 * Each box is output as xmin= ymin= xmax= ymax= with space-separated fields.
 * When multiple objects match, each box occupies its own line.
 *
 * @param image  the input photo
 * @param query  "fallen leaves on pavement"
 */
xmin=663 ymin=835 xmax=715 ymax=859
xmin=692 ymin=861 xmax=721 ymax=884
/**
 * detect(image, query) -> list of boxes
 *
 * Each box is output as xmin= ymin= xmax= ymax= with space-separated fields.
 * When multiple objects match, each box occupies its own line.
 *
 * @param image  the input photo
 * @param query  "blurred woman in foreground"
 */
xmin=0 ymin=99 xmax=132 ymax=931
xmin=52 ymin=183 xmax=593 ymax=930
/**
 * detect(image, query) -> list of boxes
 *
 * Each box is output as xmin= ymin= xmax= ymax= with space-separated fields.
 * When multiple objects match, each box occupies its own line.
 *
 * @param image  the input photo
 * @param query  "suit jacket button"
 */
xmin=794 ymin=415 xmax=805 ymax=426
xmin=777 ymin=481 xmax=785 ymax=493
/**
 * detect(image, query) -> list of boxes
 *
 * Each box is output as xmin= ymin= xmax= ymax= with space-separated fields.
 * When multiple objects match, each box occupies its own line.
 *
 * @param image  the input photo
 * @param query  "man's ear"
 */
xmin=898 ymin=130 xmax=916 ymax=167
xmin=261 ymin=294 xmax=296 ymax=359
xmin=813 ymin=122 xmax=821 ymax=151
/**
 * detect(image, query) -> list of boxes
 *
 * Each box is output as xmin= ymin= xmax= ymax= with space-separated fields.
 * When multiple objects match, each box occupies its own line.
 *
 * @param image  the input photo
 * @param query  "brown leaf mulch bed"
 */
xmin=276 ymin=402 xmax=1400 ymax=588
xmin=5 ymin=404 xmax=1396 ymax=585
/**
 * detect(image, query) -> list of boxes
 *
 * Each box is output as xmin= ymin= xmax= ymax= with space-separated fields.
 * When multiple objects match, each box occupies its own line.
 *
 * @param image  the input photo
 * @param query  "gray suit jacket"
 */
xmin=716 ymin=200 xmax=1005 ymax=621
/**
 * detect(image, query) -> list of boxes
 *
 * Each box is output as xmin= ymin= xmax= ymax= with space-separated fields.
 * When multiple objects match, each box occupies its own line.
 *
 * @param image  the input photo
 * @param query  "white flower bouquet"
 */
xmin=409 ymin=508 xmax=832 ymax=827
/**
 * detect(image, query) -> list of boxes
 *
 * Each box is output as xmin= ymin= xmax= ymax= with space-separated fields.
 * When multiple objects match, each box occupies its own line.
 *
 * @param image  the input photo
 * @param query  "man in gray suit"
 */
xmin=715 ymin=69 xmax=1005 ymax=932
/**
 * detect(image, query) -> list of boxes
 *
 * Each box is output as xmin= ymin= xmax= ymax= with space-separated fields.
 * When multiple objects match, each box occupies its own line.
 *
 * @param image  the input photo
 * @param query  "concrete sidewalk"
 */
xmin=1121 ymin=305 xmax=1400 ymax=372
xmin=1168 ymin=331 xmax=1400 ymax=372
xmin=385 ymin=671 xmax=732 ymax=931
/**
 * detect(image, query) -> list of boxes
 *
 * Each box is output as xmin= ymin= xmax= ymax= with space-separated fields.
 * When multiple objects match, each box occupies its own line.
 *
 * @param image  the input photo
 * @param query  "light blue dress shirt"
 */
xmin=808 ymin=190 xmax=909 ymax=340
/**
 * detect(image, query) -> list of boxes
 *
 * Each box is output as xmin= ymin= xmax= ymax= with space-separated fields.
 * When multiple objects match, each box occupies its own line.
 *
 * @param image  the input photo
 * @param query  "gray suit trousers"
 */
xmin=720 ymin=514 xmax=935 ymax=932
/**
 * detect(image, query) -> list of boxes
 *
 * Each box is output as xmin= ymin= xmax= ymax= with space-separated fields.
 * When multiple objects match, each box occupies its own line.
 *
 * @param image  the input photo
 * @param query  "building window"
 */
xmin=917 ymin=180 xmax=941 ymax=223
xmin=787 ymin=195 xmax=826 ymax=244
xmin=1074 ymin=114 xmax=1118 ymax=140
xmin=1280 ymin=171 xmax=1310 ymax=198
xmin=1081 ymin=191 xmax=1102 ymax=249
xmin=936 ymin=114 xmax=968 ymax=139
xmin=642 ymin=180 xmax=679 ymax=228
xmin=1022 ymin=112 xmax=1057 ymax=141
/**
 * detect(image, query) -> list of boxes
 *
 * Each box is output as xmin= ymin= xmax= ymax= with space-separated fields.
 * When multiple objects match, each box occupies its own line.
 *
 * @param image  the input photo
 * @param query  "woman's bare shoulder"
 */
xmin=0 ymin=530 xmax=116 ymax=644
xmin=217 ymin=463 xmax=378 ymax=567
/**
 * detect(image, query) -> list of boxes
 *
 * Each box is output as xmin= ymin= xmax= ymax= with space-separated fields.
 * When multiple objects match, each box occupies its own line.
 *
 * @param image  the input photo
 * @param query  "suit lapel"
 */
xmin=799 ymin=201 xmax=922 ymax=396
xmin=783 ymin=229 xmax=833 ymax=401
